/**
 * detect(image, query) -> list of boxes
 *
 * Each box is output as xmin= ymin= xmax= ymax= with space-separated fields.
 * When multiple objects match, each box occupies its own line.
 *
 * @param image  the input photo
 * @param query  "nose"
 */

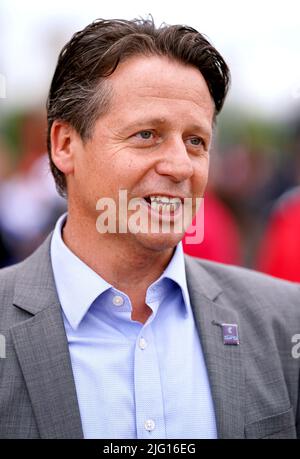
xmin=155 ymin=137 xmax=194 ymax=183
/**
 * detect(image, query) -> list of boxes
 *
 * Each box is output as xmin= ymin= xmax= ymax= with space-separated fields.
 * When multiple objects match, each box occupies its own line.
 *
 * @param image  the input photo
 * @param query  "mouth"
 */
xmin=141 ymin=194 xmax=184 ymax=217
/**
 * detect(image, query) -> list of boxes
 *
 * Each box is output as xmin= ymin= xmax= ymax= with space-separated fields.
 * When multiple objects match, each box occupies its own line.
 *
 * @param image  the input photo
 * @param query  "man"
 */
xmin=0 ymin=18 xmax=299 ymax=439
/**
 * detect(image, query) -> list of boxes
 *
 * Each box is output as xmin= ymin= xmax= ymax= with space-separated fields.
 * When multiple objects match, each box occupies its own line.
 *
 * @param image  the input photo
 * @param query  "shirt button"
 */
xmin=112 ymin=295 xmax=124 ymax=306
xmin=139 ymin=337 xmax=147 ymax=350
xmin=144 ymin=419 xmax=155 ymax=431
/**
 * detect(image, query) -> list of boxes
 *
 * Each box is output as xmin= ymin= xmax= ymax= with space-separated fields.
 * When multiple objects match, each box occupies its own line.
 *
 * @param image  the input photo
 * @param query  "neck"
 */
xmin=62 ymin=212 xmax=175 ymax=322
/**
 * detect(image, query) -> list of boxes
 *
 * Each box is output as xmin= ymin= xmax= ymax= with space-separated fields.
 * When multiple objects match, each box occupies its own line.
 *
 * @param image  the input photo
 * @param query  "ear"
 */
xmin=50 ymin=120 xmax=80 ymax=176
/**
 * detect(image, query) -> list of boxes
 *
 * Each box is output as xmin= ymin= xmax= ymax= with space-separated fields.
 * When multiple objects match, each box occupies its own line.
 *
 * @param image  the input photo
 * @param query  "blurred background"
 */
xmin=1 ymin=0 xmax=300 ymax=281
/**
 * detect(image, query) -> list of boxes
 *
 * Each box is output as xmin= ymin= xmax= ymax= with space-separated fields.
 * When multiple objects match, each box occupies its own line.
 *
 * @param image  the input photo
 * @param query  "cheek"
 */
xmin=77 ymin=146 xmax=110 ymax=181
xmin=192 ymin=160 xmax=209 ymax=192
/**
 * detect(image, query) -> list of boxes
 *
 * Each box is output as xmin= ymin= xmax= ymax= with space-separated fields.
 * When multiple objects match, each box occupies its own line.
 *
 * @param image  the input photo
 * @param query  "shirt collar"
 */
xmin=50 ymin=213 xmax=111 ymax=330
xmin=152 ymin=242 xmax=191 ymax=316
xmin=50 ymin=213 xmax=191 ymax=330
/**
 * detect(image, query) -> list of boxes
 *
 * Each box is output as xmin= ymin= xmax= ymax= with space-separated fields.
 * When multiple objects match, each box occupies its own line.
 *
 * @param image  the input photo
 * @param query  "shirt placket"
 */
xmin=134 ymin=314 xmax=166 ymax=439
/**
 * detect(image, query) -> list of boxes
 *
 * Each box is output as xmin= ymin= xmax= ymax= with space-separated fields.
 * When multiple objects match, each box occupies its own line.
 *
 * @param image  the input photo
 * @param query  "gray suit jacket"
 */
xmin=0 ymin=234 xmax=299 ymax=439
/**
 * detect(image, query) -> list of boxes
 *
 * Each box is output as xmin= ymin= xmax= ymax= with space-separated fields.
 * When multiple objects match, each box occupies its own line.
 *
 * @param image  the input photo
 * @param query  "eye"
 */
xmin=135 ymin=130 xmax=154 ymax=140
xmin=187 ymin=137 xmax=204 ymax=146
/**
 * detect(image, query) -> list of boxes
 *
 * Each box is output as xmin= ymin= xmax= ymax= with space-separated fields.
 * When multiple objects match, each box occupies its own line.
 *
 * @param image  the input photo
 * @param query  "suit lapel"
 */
xmin=185 ymin=256 xmax=245 ymax=439
xmin=11 ymin=235 xmax=84 ymax=439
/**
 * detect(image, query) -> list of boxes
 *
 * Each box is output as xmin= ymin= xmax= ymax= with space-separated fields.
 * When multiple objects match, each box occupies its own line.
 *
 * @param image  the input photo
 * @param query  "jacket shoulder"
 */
xmin=0 ymin=261 xmax=26 ymax=323
xmin=0 ymin=263 xmax=19 ymax=298
xmin=185 ymin=255 xmax=300 ymax=315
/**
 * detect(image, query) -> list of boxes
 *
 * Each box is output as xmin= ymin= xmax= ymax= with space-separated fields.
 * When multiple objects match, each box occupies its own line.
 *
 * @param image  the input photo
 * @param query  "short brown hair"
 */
xmin=47 ymin=17 xmax=230 ymax=196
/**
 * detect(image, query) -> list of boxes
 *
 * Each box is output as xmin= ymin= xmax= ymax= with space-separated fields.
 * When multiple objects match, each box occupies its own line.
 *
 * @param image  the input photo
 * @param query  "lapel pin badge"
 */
xmin=221 ymin=323 xmax=239 ymax=345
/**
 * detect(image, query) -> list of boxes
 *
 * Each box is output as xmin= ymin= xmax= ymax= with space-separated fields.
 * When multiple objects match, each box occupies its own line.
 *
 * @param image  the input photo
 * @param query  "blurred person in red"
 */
xmin=256 ymin=186 xmax=300 ymax=282
xmin=183 ymin=189 xmax=242 ymax=265
xmin=182 ymin=148 xmax=242 ymax=266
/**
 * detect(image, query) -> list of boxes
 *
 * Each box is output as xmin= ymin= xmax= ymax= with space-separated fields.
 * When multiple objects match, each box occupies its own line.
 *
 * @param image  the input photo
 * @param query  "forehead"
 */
xmin=105 ymin=55 xmax=215 ymax=124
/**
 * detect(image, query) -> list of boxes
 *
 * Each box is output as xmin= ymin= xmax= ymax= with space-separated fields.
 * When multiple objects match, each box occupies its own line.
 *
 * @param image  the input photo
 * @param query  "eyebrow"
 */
xmin=123 ymin=117 xmax=167 ymax=130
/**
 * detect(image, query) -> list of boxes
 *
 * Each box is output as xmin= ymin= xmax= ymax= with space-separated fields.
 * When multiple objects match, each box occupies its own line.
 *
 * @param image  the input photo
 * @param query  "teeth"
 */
xmin=160 ymin=197 xmax=169 ymax=203
xmin=145 ymin=195 xmax=182 ymax=213
xmin=149 ymin=195 xmax=182 ymax=205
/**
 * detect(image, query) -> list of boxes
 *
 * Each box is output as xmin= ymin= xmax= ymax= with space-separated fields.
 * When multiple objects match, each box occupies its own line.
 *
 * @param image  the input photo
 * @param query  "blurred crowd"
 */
xmin=0 ymin=109 xmax=66 ymax=267
xmin=0 ymin=107 xmax=300 ymax=282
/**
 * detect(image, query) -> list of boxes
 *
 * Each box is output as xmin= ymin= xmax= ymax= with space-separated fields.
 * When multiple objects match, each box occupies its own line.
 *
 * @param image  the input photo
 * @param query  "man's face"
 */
xmin=69 ymin=55 xmax=214 ymax=252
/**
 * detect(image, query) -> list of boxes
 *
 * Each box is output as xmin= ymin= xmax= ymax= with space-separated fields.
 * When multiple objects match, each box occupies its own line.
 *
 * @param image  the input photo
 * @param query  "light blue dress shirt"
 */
xmin=50 ymin=213 xmax=217 ymax=439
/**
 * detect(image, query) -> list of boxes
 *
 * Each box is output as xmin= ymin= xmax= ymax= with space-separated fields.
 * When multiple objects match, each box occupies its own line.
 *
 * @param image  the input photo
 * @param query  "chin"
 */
xmin=134 ymin=231 xmax=184 ymax=252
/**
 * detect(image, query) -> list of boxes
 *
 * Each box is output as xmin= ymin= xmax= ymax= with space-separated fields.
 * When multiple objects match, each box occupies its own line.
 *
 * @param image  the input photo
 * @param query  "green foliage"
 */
xmin=216 ymin=106 xmax=291 ymax=153
xmin=0 ymin=110 xmax=25 ymax=162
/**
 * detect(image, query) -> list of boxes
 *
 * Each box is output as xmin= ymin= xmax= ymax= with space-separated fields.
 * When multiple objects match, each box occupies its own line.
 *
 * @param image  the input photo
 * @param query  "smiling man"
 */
xmin=52 ymin=53 xmax=213 ymax=324
xmin=0 ymin=18 xmax=299 ymax=439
